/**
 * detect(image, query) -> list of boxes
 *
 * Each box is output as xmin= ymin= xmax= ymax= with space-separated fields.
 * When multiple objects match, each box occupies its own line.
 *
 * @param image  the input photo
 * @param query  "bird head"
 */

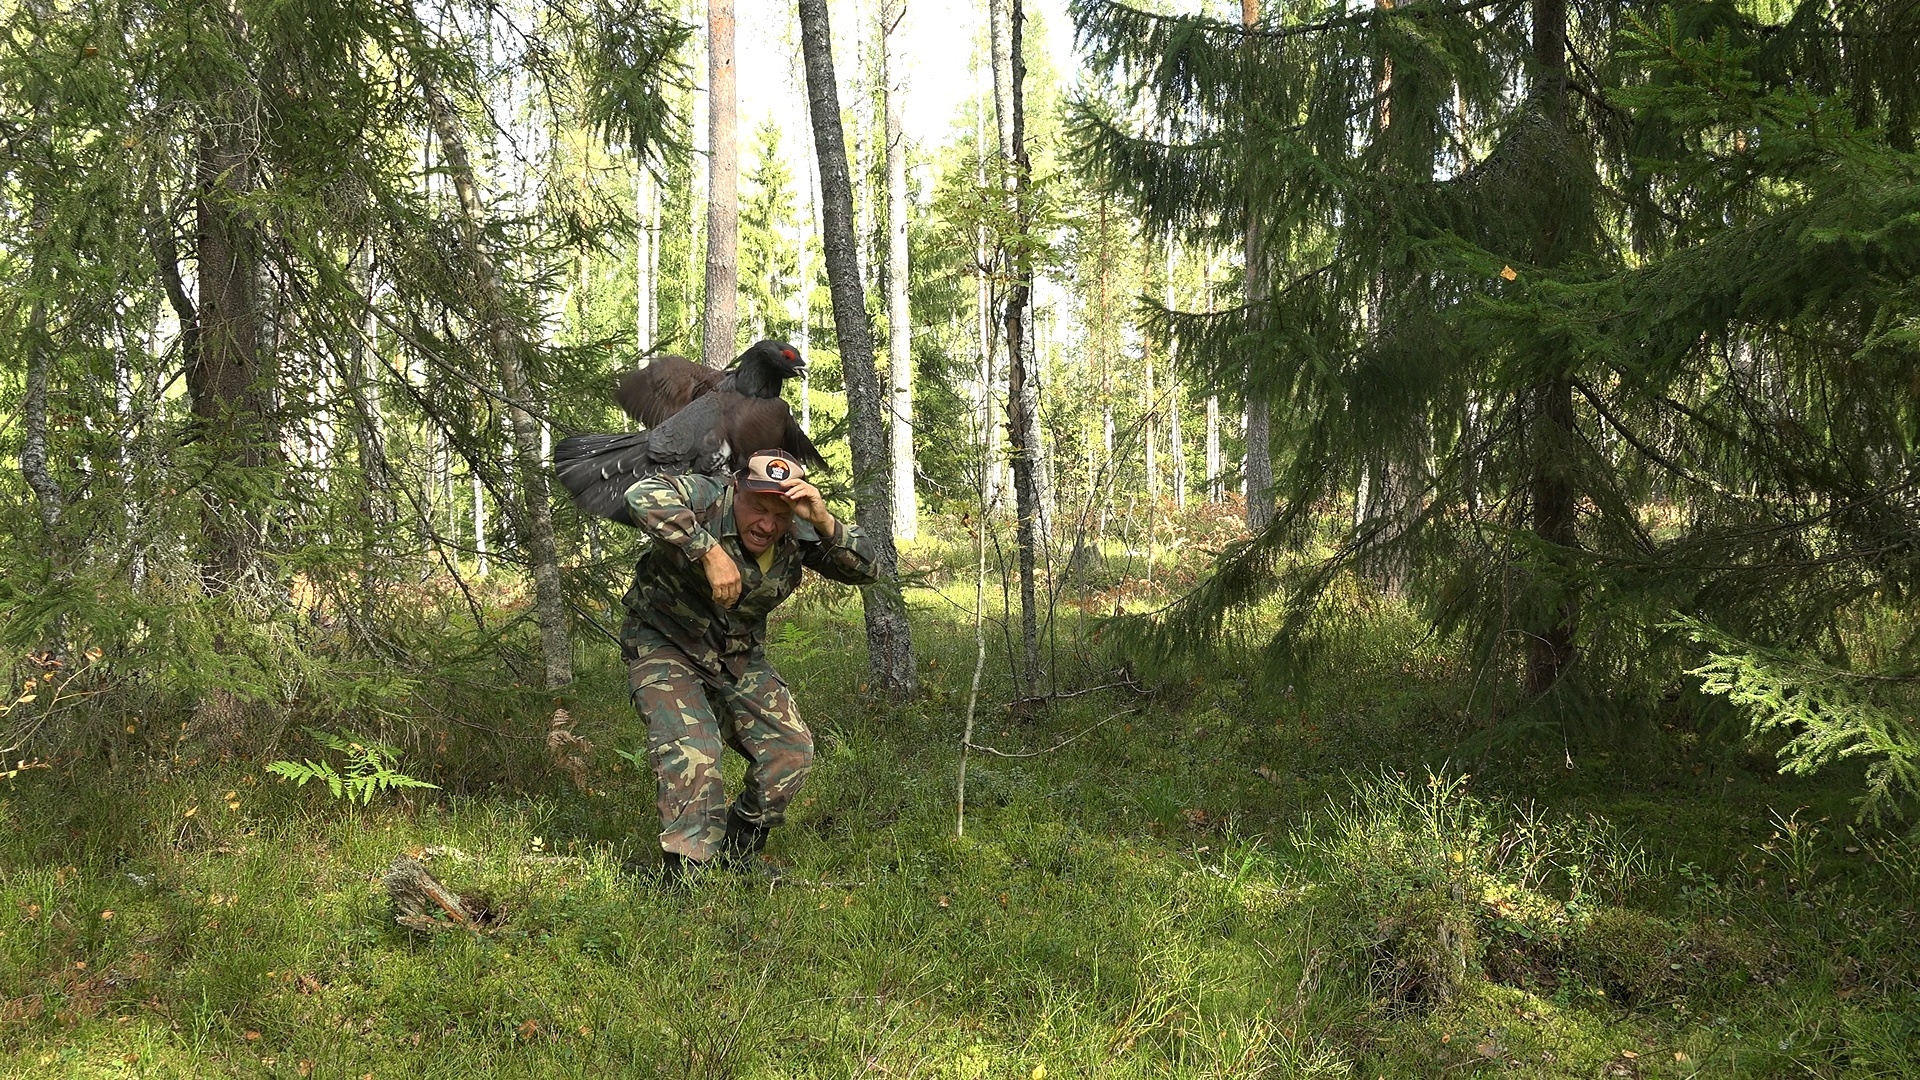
xmin=751 ymin=339 xmax=805 ymax=374
xmin=732 ymin=340 xmax=806 ymax=398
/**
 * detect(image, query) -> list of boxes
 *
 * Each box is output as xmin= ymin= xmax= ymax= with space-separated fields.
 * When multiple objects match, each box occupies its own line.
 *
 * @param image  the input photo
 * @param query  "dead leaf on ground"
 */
xmin=547 ymin=709 xmax=593 ymax=791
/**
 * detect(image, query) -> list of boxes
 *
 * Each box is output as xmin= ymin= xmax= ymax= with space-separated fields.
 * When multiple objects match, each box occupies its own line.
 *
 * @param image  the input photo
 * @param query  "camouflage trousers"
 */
xmin=626 ymin=632 xmax=812 ymax=862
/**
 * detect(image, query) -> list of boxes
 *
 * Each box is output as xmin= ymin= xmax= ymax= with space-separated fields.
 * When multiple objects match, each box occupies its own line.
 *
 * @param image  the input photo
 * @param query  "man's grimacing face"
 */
xmin=735 ymin=487 xmax=793 ymax=554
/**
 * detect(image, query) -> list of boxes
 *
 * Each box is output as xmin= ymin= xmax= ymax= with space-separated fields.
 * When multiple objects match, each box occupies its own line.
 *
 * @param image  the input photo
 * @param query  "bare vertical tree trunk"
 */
xmin=798 ymin=0 xmax=917 ymax=698
xmin=192 ymin=122 xmax=275 ymax=594
xmin=1202 ymin=254 xmax=1221 ymax=502
xmin=647 ymin=176 xmax=661 ymax=347
xmin=973 ymin=62 xmax=1002 ymax=509
xmin=1017 ymin=315 xmax=1052 ymax=545
xmin=704 ymin=0 xmax=739 ymax=367
xmin=854 ymin=0 xmax=875 ymax=289
xmin=992 ymin=0 xmax=1044 ymax=690
xmin=955 ymin=483 xmax=988 ymax=838
xmin=636 ymin=167 xmax=653 ymax=353
xmin=1095 ymin=198 xmax=1115 ymax=479
xmin=347 ymin=246 xmax=394 ymax=536
xmin=799 ymin=105 xmax=818 ymax=434
xmin=687 ymin=69 xmax=706 ymax=347
xmin=21 ymin=217 xmax=64 ymax=542
xmin=18 ymin=2 xmax=64 ymax=552
xmin=115 ymin=323 xmax=144 ymax=587
xmin=1205 ymin=395 xmax=1220 ymax=502
xmin=975 ymin=245 xmax=1000 ymax=507
xmin=1526 ymin=0 xmax=1579 ymax=695
xmin=423 ymin=81 xmax=571 ymax=689
xmin=473 ymin=472 xmax=489 ymax=577
xmin=882 ymin=0 xmax=916 ymax=540
xmin=1166 ymin=237 xmax=1186 ymax=509
xmin=987 ymin=0 xmax=1014 ymax=173
xmin=1241 ymin=0 xmax=1273 ymax=530
xmin=1142 ymin=245 xmax=1158 ymax=501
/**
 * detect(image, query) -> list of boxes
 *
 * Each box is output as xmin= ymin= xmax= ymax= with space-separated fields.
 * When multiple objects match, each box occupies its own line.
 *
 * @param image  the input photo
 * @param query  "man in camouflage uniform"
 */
xmin=620 ymin=450 xmax=877 ymax=883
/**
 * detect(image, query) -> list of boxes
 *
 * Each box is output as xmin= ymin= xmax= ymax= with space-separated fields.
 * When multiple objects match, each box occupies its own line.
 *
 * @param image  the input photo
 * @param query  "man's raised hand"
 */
xmin=778 ymin=479 xmax=834 ymax=532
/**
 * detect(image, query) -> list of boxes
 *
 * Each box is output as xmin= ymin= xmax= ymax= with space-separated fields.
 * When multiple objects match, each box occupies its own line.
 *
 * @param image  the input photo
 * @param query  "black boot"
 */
xmin=648 ymin=850 xmax=704 ymax=891
xmin=718 ymin=808 xmax=783 ymax=882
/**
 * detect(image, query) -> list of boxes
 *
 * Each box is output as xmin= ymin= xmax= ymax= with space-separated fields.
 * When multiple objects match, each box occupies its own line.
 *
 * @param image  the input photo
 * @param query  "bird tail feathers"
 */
xmin=553 ymin=432 xmax=654 ymax=525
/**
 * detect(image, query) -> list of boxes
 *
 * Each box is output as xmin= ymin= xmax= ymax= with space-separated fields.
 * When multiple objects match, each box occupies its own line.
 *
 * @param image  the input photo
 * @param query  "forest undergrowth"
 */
xmin=2 ymin=534 xmax=1916 ymax=1079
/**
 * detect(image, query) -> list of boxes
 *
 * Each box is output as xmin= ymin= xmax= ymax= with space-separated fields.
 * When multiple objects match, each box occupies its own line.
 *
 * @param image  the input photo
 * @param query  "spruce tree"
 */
xmin=1072 ymin=0 xmax=1920 ymax=757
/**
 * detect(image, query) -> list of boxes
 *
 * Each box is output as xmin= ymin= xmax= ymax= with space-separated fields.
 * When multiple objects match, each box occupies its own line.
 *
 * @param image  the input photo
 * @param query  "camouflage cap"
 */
xmin=738 ymin=449 xmax=806 ymax=492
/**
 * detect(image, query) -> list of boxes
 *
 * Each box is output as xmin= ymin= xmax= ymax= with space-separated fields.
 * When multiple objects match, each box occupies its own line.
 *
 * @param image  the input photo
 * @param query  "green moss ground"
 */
xmin=1 ymin=579 xmax=1915 ymax=1077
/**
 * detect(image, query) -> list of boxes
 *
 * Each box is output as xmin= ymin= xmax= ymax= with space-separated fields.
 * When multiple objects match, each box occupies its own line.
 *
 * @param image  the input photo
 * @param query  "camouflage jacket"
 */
xmin=619 ymin=474 xmax=879 ymax=679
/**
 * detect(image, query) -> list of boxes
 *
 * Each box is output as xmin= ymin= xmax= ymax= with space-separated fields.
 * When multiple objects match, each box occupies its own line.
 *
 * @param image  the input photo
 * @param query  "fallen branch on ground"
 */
xmin=966 ymin=709 xmax=1138 ymax=759
xmin=1003 ymin=672 xmax=1150 ymax=711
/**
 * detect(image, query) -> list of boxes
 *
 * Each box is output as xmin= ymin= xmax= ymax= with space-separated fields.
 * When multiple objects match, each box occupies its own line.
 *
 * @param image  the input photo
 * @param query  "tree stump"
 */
xmin=381 ymin=854 xmax=494 ymax=932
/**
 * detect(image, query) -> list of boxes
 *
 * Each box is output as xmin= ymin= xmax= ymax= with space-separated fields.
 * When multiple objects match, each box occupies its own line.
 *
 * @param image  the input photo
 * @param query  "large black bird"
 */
xmin=553 ymin=340 xmax=822 ymax=524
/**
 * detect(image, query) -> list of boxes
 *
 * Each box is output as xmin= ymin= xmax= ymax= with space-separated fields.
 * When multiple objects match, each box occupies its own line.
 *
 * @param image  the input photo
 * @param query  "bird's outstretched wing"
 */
xmin=614 ymin=354 xmax=728 ymax=428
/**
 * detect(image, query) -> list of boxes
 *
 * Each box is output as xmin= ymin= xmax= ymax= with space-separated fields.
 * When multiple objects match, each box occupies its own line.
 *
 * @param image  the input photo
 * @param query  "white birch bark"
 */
xmin=636 ymin=167 xmax=652 ymax=354
xmin=1206 ymin=395 xmax=1221 ymax=502
xmin=1166 ymin=238 xmax=1185 ymax=508
xmin=473 ymin=472 xmax=489 ymax=578
xmin=883 ymin=0 xmax=916 ymax=540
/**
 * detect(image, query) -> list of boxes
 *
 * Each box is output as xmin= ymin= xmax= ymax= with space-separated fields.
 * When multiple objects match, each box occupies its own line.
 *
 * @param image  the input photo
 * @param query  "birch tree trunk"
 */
xmin=423 ymin=80 xmax=572 ymax=690
xmin=116 ymin=323 xmax=144 ymax=587
xmin=703 ymin=0 xmax=739 ymax=368
xmin=973 ymin=63 xmax=1002 ymax=509
xmin=854 ymin=0 xmax=874 ymax=290
xmin=798 ymin=0 xmax=917 ymax=698
xmin=636 ymin=167 xmax=653 ymax=353
xmin=347 ymin=246 xmax=394 ymax=541
xmin=883 ymin=0 xmax=916 ymax=540
xmin=1203 ymin=255 xmax=1221 ymax=502
xmin=1205 ymin=395 xmax=1220 ymax=502
xmin=988 ymin=0 xmax=1014 ymax=173
xmin=1142 ymin=245 xmax=1158 ymax=501
xmin=18 ymin=0 xmax=64 ymax=547
xmin=474 ymin=471 xmax=489 ymax=578
xmin=800 ymin=104 xmax=818 ymax=434
xmin=1166 ymin=238 xmax=1186 ymax=509
xmin=21 ymin=204 xmax=64 ymax=543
